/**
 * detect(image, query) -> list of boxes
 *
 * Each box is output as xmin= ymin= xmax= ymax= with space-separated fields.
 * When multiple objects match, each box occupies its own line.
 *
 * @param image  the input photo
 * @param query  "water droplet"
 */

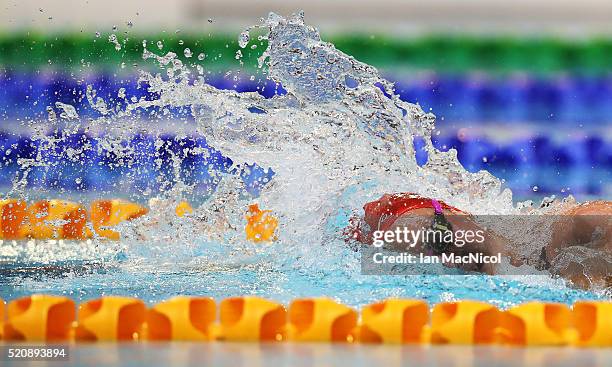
xmin=109 ymin=34 xmax=121 ymax=51
xmin=238 ymin=30 xmax=250 ymax=48
xmin=157 ymin=41 xmax=163 ymax=50
xmin=46 ymin=106 xmax=56 ymax=122
xmin=197 ymin=53 xmax=206 ymax=61
xmin=207 ymin=18 xmax=213 ymax=23
xmin=55 ymin=102 xmax=79 ymax=120
xmin=532 ymin=186 xmax=539 ymax=192
xmin=178 ymin=39 xmax=184 ymax=45
xmin=127 ymin=21 xmax=133 ymax=28
xmin=183 ymin=48 xmax=193 ymax=58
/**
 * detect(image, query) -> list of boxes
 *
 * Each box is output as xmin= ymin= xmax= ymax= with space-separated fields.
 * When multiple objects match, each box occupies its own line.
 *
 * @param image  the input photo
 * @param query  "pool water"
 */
xmin=0 ymin=222 xmax=605 ymax=308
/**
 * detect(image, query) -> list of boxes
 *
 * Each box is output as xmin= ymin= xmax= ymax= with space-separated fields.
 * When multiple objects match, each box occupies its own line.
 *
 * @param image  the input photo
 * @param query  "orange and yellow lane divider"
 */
xmin=90 ymin=199 xmax=149 ymax=240
xmin=0 ymin=199 xmax=29 ymax=240
xmin=0 ymin=199 xmax=278 ymax=242
xmin=245 ymin=204 xmax=278 ymax=243
xmin=0 ymin=199 xmax=148 ymax=241
xmin=0 ymin=295 xmax=609 ymax=346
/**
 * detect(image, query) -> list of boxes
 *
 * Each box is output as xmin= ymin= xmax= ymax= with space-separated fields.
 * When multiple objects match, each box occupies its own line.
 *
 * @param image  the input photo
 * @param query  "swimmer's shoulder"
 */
xmin=562 ymin=200 xmax=612 ymax=216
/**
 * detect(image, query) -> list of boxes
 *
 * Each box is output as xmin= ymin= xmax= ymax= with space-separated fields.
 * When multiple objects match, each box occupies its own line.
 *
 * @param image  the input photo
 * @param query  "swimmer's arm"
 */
xmin=446 ymin=215 xmax=524 ymax=271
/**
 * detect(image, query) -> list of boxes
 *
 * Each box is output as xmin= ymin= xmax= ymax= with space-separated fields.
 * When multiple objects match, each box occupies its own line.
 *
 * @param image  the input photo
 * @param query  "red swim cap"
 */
xmin=350 ymin=193 xmax=461 ymax=244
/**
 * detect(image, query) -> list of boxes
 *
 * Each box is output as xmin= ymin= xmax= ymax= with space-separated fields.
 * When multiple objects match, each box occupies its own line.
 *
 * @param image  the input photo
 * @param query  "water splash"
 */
xmin=11 ymin=11 xmax=520 ymax=264
xmin=3 ymin=12 xmax=604 ymax=304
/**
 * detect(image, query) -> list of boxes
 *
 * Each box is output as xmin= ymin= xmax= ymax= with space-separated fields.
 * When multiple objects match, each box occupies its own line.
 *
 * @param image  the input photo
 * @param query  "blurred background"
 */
xmin=1 ymin=0 xmax=611 ymax=202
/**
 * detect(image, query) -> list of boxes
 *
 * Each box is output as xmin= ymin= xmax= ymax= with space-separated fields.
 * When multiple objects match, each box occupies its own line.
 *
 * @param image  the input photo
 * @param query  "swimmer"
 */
xmin=543 ymin=201 xmax=611 ymax=289
xmin=350 ymin=193 xmax=611 ymax=289
xmin=347 ymin=193 xmax=511 ymax=275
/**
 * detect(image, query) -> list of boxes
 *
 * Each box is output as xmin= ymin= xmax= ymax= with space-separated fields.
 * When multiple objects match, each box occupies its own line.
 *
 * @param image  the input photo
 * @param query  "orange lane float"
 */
xmin=0 ymin=296 xmax=611 ymax=345
xmin=90 ymin=199 xmax=148 ymax=240
xmin=287 ymin=298 xmax=358 ymax=342
xmin=499 ymin=302 xmax=572 ymax=346
xmin=431 ymin=301 xmax=502 ymax=344
xmin=146 ymin=296 xmax=216 ymax=341
xmin=0 ymin=298 xmax=4 ymax=340
xmin=0 ymin=199 xmax=28 ymax=240
xmin=359 ymin=299 xmax=429 ymax=344
xmin=175 ymin=201 xmax=194 ymax=218
xmin=2 ymin=199 xmax=279 ymax=242
xmin=3 ymin=295 xmax=75 ymax=341
xmin=572 ymin=301 xmax=612 ymax=347
xmin=27 ymin=200 xmax=89 ymax=240
xmin=218 ymin=297 xmax=286 ymax=342
xmin=75 ymin=296 xmax=147 ymax=342
xmin=245 ymin=203 xmax=278 ymax=242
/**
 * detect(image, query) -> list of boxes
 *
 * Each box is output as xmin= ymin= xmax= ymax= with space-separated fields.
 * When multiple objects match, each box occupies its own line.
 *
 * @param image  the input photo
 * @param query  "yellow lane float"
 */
xmin=75 ymin=296 xmax=147 ymax=341
xmin=0 ymin=298 xmax=4 ymax=340
xmin=27 ymin=200 xmax=89 ymax=240
xmin=572 ymin=301 xmax=612 ymax=347
xmin=4 ymin=295 xmax=75 ymax=341
xmin=1 ymin=199 xmax=277 ymax=242
xmin=90 ymin=199 xmax=148 ymax=240
xmin=1 ymin=296 xmax=611 ymax=345
xmin=218 ymin=297 xmax=286 ymax=342
xmin=146 ymin=296 xmax=216 ymax=341
xmin=287 ymin=298 xmax=358 ymax=342
xmin=431 ymin=301 xmax=502 ymax=344
xmin=0 ymin=199 xmax=28 ymax=239
xmin=500 ymin=302 xmax=572 ymax=346
xmin=175 ymin=201 xmax=194 ymax=217
xmin=245 ymin=204 xmax=278 ymax=242
xmin=359 ymin=299 xmax=429 ymax=344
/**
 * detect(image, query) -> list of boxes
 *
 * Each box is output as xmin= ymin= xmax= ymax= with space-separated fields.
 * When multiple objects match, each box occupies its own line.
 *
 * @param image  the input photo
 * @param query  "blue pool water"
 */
xmin=1 ymin=72 xmax=610 ymax=200
xmin=0 ymin=208 xmax=607 ymax=307
xmin=0 ymin=248 xmax=605 ymax=308
xmin=1 ymin=131 xmax=609 ymax=200
xmin=2 ymin=71 xmax=612 ymax=126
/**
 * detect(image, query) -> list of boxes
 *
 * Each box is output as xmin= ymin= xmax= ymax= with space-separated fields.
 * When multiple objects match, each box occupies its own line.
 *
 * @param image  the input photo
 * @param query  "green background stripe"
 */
xmin=1 ymin=33 xmax=612 ymax=74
